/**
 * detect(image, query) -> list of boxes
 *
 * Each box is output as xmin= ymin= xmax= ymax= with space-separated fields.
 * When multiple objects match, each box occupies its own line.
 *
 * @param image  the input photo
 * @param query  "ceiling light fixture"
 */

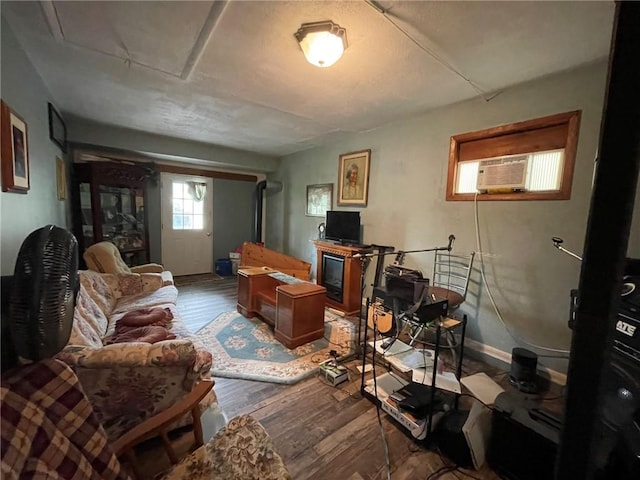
xmin=294 ymin=21 xmax=348 ymax=68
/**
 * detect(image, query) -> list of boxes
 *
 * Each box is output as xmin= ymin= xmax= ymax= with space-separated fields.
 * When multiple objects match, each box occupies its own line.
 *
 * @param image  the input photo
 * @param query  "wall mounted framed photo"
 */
xmin=56 ymin=156 xmax=67 ymax=200
xmin=306 ymin=183 xmax=333 ymax=217
xmin=1 ymin=100 xmax=30 ymax=193
xmin=48 ymin=102 xmax=67 ymax=152
xmin=338 ymin=149 xmax=370 ymax=206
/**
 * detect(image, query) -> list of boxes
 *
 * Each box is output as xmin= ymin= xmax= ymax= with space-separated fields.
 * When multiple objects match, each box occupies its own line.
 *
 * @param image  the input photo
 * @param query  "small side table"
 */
xmin=275 ymin=282 xmax=327 ymax=349
xmin=236 ymin=267 xmax=278 ymax=319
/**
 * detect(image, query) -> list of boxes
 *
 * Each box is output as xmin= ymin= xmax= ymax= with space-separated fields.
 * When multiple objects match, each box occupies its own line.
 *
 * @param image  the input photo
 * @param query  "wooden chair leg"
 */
xmin=191 ymin=406 xmax=204 ymax=448
xmin=112 ymin=380 xmax=214 ymax=470
xmin=160 ymin=429 xmax=178 ymax=464
xmin=124 ymin=448 xmax=144 ymax=480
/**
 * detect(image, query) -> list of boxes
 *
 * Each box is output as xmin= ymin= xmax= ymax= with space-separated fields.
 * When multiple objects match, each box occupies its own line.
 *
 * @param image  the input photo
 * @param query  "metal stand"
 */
xmin=354 ymin=236 xmax=456 ymax=358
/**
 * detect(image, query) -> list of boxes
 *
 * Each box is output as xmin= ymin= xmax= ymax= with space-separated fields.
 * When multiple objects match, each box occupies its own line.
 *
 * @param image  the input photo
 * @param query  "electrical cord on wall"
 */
xmin=473 ymin=192 xmax=570 ymax=355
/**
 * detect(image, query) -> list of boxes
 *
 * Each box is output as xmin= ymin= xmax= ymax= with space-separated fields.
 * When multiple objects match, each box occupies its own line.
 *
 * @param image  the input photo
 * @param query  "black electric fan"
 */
xmin=8 ymin=225 xmax=79 ymax=364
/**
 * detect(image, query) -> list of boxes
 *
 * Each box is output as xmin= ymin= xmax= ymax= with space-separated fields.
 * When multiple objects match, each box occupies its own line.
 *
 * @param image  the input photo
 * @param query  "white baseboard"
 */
xmin=465 ymin=338 xmax=567 ymax=386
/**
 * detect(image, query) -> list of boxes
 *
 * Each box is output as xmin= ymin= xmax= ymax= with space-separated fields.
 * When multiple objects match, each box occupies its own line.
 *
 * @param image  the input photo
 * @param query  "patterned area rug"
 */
xmin=197 ymin=310 xmax=356 ymax=384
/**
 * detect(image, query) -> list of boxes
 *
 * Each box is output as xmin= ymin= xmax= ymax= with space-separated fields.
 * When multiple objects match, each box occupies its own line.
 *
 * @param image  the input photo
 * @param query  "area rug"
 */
xmin=197 ymin=310 xmax=356 ymax=384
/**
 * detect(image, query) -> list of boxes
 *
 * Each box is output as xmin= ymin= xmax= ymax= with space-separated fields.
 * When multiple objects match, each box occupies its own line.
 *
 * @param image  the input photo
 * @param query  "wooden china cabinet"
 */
xmin=71 ymin=161 xmax=152 ymax=268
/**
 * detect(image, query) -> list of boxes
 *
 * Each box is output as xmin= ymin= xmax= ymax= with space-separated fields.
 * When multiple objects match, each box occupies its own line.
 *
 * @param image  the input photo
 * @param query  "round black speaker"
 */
xmin=594 ymin=351 xmax=640 ymax=476
xmin=509 ymin=347 xmax=538 ymax=393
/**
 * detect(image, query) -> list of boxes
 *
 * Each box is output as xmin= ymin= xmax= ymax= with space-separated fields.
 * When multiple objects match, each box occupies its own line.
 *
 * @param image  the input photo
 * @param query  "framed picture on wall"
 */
xmin=48 ymin=102 xmax=67 ymax=153
xmin=337 ymin=149 xmax=370 ymax=206
xmin=56 ymin=156 xmax=67 ymax=200
xmin=0 ymin=100 xmax=30 ymax=193
xmin=306 ymin=183 xmax=333 ymax=217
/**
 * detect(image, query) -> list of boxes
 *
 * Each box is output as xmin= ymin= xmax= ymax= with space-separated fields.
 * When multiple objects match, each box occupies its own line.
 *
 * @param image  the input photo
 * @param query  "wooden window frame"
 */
xmin=446 ymin=110 xmax=581 ymax=201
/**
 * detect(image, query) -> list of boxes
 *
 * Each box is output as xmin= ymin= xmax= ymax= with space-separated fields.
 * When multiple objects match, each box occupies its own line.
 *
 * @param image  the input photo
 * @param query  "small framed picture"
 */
xmin=338 ymin=149 xmax=370 ymax=207
xmin=56 ymin=156 xmax=67 ymax=200
xmin=306 ymin=183 xmax=333 ymax=217
xmin=0 ymin=100 xmax=30 ymax=193
xmin=48 ymin=102 xmax=67 ymax=153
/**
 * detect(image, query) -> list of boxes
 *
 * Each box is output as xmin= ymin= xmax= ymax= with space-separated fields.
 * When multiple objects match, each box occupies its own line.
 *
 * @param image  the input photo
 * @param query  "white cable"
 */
xmin=473 ymin=192 xmax=570 ymax=354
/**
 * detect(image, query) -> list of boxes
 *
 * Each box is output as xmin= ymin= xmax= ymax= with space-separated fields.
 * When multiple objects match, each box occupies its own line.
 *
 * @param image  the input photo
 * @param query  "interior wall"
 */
xmin=212 ymin=178 xmax=255 ymax=261
xmin=0 ymin=19 xmax=70 ymax=276
xmin=268 ymin=61 xmax=614 ymax=374
xmin=146 ymin=172 xmax=258 ymax=268
xmin=145 ymin=175 xmax=162 ymax=264
xmin=66 ymin=117 xmax=280 ymax=173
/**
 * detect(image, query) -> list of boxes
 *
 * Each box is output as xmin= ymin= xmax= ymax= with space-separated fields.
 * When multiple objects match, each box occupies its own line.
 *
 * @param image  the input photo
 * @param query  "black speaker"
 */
xmin=509 ymin=348 xmax=538 ymax=393
xmin=593 ymin=350 xmax=640 ymax=478
xmin=435 ymin=410 xmax=474 ymax=469
xmin=487 ymin=392 xmax=561 ymax=480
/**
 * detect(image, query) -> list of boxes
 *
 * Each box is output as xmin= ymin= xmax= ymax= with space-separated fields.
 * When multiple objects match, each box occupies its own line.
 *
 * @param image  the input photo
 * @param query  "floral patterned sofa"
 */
xmin=55 ymin=269 xmax=215 ymax=440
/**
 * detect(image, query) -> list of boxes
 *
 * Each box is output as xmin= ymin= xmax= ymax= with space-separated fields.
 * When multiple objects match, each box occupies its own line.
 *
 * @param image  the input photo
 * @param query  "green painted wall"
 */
xmin=212 ymin=178 xmax=255 ymax=262
xmin=267 ymin=61 xmax=640 ymax=374
xmin=0 ymin=19 xmax=70 ymax=275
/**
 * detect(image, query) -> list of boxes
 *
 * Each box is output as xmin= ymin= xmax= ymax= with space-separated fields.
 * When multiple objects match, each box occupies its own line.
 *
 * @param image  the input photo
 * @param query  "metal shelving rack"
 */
xmin=360 ymin=304 xmax=467 ymax=440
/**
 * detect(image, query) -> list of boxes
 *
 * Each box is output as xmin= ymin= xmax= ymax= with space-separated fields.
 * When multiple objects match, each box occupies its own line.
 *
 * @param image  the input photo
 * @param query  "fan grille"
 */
xmin=10 ymin=225 xmax=79 ymax=361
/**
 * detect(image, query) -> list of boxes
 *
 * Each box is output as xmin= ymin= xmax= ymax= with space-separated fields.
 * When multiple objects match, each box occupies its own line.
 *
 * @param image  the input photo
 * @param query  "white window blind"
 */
xmin=454 ymin=149 xmax=564 ymax=194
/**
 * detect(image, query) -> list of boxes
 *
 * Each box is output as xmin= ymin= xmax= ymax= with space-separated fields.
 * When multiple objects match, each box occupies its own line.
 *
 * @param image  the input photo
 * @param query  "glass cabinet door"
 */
xmin=79 ymin=182 xmax=95 ymax=249
xmin=72 ymin=161 xmax=151 ymax=268
xmin=99 ymin=185 xmax=147 ymax=266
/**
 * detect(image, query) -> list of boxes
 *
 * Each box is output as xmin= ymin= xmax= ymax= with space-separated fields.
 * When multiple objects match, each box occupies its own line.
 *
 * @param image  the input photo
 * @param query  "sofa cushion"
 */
xmin=161 ymin=415 xmax=291 ymax=480
xmin=112 ymin=286 xmax=179 ymax=315
xmin=72 ymin=282 xmax=110 ymax=342
xmin=79 ymin=270 xmax=117 ymax=314
xmin=69 ymin=313 xmax=103 ymax=347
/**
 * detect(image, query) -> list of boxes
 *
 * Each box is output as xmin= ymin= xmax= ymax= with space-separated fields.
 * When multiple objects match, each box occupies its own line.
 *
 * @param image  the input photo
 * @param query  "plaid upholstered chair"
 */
xmin=1 ymin=359 xmax=291 ymax=480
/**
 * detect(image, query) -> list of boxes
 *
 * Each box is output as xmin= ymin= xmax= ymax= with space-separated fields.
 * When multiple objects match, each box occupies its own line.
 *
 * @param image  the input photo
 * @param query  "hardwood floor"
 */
xmin=135 ymin=273 xmax=562 ymax=479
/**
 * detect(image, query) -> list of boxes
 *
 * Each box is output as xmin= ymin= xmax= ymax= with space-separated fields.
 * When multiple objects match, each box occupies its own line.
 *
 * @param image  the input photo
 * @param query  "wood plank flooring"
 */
xmin=133 ymin=273 xmax=561 ymax=479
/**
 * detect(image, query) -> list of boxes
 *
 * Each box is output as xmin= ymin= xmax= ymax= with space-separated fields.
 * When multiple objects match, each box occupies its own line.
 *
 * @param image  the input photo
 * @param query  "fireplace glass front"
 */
xmin=322 ymin=253 xmax=345 ymax=303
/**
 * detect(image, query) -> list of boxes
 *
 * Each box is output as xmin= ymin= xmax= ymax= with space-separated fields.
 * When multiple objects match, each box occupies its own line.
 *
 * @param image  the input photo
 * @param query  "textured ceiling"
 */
xmin=2 ymin=1 xmax=616 ymax=157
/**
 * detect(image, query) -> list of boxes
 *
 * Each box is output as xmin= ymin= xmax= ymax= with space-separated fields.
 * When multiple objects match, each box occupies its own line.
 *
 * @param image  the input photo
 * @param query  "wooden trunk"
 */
xmin=275 ymin=283 xmax=326 ymax=349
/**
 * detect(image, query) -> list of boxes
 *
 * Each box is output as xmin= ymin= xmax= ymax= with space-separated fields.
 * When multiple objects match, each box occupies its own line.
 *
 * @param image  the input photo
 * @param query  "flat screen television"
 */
xmin=325 ymin=211 xmax=361 ymax=244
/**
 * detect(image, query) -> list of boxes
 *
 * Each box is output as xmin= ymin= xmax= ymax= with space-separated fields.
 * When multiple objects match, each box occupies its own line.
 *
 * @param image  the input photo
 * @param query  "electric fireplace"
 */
xmin=322 ymin=253 xmax=345 ymax=303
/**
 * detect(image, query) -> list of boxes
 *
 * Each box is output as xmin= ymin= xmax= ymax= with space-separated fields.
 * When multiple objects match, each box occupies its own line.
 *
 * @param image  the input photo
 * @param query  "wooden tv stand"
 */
xmin=312 ymin=241 xmax=372 ymax=316
xmin=236 ymin=267 xmax=327 ymax=349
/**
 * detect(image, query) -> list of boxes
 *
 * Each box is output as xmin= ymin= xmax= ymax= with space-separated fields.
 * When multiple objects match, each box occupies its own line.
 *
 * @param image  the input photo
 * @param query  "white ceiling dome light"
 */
xmin=294 ymin=21 xmax=348 ymax=68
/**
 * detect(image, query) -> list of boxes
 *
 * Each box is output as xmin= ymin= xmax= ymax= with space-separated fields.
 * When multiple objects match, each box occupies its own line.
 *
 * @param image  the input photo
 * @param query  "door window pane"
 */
xmin=171 ymin=181 xmax=206 ymax=230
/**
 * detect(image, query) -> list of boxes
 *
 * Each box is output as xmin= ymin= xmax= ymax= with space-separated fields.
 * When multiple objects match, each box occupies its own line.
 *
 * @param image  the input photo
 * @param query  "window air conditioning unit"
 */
xmin=476 ymin=155 xmax=528 ymax=192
